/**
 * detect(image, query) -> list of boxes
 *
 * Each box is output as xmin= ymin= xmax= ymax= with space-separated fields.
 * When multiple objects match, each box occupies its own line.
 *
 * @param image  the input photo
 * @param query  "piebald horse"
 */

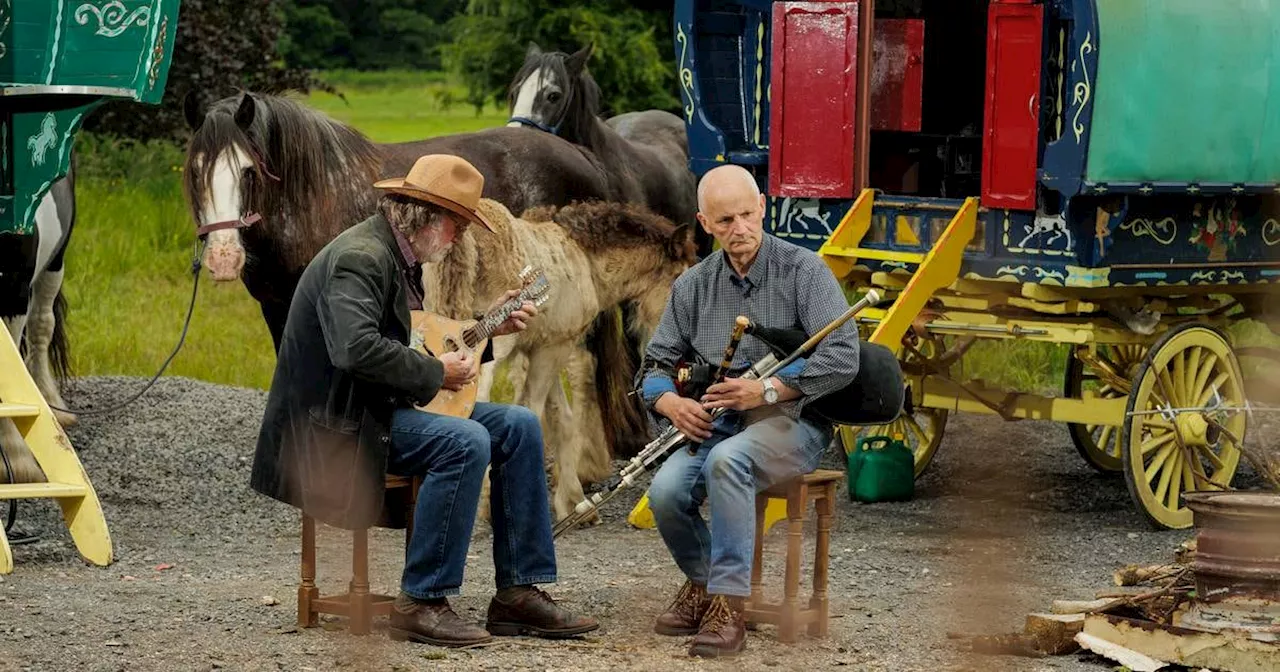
xmin=0 ymin=171 xmax=76 ymax=484
xmin=507 ymin=43 xmax=706 ymax=256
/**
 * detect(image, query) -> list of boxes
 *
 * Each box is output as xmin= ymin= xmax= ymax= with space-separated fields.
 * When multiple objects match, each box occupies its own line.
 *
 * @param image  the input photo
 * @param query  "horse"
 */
xmin=506 ymin=42 xmax=707 ymax=257
xmin=180 ymin=90 xmax=654 ymax=477
xmin=423 ymin=197 xmax=696 ymax=522
xmin=0 ymin=170 xmax=77 ymax=485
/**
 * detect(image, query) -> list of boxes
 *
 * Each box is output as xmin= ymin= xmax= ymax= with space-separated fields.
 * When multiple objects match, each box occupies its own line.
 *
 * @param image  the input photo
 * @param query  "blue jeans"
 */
xmin=388 ymin=402 xmax=557 ymax=599
xmin=648 ymin=408 xmax=831 ymax=597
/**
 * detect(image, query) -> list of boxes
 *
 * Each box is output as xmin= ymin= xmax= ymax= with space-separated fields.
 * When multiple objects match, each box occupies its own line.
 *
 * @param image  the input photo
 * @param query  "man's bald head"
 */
xmin=697 ymin=164 xmax=761 ymax=212
xmin=695 ymin=164 xmax=766 ymax=267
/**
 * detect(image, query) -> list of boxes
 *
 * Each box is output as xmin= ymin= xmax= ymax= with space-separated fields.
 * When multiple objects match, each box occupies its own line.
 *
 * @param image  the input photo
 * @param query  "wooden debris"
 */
xmin=1075 ymin=631 xmax=1168 ymax=672
xmin=1023 ymin=613 xmax=1084 ymax=655
xmin=1051 ymin=598 xmax=1118 ymax=615
xmin=1113 ymin=563 xmax=1179 ymax=587
xmin=1081 ymin=612 xmax=1280 ymax=672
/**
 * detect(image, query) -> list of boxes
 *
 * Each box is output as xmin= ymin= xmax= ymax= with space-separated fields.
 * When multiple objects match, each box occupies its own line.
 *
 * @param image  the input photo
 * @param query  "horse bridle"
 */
xmin=196 ymin=212 xmax=262 ymax=239
xmin=193 ymin=146 xmax=277 ymax=239
xmin=508 ymin=114 xmax=563 ymax=136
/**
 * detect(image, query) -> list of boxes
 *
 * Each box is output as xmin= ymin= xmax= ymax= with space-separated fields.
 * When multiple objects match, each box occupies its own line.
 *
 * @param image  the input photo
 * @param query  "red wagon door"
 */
xmin=768 ymin=1 xmax=862 ymax=199
xmin=981 ymin=1 xmax=1044 ymax=210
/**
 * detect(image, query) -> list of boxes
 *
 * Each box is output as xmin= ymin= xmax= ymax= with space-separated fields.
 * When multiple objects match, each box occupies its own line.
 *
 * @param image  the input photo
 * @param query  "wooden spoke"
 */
xmin=1066 ymin=344 xmax=1148 ymax=473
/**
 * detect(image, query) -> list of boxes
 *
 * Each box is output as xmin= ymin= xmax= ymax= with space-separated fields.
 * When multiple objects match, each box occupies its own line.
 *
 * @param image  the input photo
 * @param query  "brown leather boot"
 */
xmin=485 ymin=586 xmax=600 ymax=638
xmin=388 ymin=594 xmax=493 ymax=647
xmin=654 ymin=579 xmax=709 ymax=636
xmin=688 ymin=594 xmax=746 ymax=658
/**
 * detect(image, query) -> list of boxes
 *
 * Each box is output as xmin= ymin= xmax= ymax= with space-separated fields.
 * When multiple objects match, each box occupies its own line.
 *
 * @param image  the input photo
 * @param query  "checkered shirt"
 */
xmin=639 ymin=233 xmax=861 ymax=428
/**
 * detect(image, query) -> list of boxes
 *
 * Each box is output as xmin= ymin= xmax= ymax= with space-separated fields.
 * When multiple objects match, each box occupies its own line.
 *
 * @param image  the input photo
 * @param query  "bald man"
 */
xmin=637 ymin=165 xmax=861 ymax=657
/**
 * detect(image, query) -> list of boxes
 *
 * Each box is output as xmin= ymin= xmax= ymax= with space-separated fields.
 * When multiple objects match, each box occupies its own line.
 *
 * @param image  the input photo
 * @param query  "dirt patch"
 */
xmin=2 ymin=376 xmax=1269 ymax=671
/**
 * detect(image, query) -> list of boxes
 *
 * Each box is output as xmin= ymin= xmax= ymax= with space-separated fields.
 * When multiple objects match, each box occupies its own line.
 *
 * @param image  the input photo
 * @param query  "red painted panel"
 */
xmin=870 ymin=19 xmax=924 ymax=132
xmin=768 ymin=1 xmax=860 ymax=199
xmin=981 ymin=2 xmax=1044 ymax=211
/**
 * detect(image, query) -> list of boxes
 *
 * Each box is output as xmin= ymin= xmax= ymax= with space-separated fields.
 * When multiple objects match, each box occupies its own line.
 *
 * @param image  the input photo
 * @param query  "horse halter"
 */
xmin=508 ymin=114 xmax=563 ymax=136
xmin=196 ymin=212 xmax=262 ymax=239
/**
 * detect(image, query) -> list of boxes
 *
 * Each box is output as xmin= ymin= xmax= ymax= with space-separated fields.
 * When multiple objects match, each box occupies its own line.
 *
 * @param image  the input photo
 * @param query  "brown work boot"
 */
xmin=688 ymin=594 xmax=746 ymax=658
xmin=653 ymin=579 xmax=709 ymax=636
xmin=388 ymin=593 xmax=493 ymax=647
xmin=485 ymin=585 xmax=600 ymax=638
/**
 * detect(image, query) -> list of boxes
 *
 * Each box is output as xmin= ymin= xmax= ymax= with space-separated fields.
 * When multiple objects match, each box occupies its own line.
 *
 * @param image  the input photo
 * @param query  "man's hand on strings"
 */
xmin=489 ymin=288 xmax=538 ymax=337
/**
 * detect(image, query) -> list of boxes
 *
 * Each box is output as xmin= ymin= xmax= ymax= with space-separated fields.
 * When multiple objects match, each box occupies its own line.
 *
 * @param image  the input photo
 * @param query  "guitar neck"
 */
xmin=461 ymin=300 xmax=522 ymax=348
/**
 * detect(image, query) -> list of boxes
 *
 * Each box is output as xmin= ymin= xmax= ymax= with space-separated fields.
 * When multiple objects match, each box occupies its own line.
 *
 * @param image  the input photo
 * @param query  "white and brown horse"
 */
xmin=0 ymin=170 xmax=76 ymax=484
xmin=423 ymin=198 xmax=696 ymax=522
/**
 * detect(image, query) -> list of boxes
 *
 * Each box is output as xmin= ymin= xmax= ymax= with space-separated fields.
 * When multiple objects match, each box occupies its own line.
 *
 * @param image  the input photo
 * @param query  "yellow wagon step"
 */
xmin=0 ymin=403 xmax=40 ymax=419
xmin=0 ymin=328 xmax=112 ymax=574
xmin=0 ymin=483 xmax=90 ymax=500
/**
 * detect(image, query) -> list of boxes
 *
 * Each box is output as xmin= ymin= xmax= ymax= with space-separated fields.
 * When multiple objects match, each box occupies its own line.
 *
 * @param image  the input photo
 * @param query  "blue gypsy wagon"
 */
xmin=0 ymin=0 xmax=181 ymax=571
xmin=672 ymin=0 xmax=1280 ymax=529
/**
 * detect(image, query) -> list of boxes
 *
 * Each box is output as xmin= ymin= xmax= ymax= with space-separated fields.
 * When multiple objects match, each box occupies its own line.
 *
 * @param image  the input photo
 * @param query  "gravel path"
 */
xmin=1 ymin=376 xmax=1268 ymax=671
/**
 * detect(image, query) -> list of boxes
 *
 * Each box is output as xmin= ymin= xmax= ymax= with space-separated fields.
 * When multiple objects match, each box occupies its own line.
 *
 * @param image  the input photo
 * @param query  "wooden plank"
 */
xmin=0 ymin=403 xmax=40 ymax=419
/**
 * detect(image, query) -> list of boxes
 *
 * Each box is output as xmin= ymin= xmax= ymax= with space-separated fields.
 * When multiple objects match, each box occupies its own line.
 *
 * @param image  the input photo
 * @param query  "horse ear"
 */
xmin=526 ymin=41 xmax=542 ymax=58
xmin=234 ymin=92 xmax=256 ymax=129
xmin=182 ymin=91 xmax=204 ymax=131
xmin=669 ymin=223 xmax=693 ymax=258
xmin=565 ymin=42 xmax=596 ymax=76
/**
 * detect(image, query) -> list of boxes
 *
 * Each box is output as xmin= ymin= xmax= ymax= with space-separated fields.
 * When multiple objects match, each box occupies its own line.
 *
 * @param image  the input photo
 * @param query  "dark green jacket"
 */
xmin=251 ymin=214 xmax=444 ymax=529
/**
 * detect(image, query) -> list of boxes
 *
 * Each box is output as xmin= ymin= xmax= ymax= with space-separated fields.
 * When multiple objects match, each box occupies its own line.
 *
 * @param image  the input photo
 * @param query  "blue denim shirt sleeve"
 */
xmin=772 ymin=356 xmax=807 ymax=390
xmin=641 ymin=373 xmax=677 ymax=408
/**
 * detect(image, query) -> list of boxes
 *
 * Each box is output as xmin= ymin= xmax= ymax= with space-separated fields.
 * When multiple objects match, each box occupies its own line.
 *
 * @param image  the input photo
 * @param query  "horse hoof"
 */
xmin=54 ymin=410 xmax=78 ymax=428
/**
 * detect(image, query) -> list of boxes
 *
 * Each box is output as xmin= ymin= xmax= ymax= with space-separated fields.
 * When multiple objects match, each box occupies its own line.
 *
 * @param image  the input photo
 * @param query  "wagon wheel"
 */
xmin=1121 ymin=324 xmax=1245 ymax=530
xmin=840 ymin=336 xmax=951 ymax=478
xmin=1063 ymin=344 xmax=1148 ymax=473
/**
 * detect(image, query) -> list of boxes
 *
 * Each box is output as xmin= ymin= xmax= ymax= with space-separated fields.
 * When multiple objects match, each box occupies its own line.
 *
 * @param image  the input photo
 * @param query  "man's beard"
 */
xmin=418 ymin=225 xmax=454 ymax=262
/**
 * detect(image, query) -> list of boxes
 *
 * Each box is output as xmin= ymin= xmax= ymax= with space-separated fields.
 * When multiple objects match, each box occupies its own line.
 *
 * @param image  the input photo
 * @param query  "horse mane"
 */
xmin=520 ymin=201 xmax=696 ymax=263
xmin=182 ymin=92 xmax=382 ymax=254
xmin=507 ymin=50 xmax=605 ymax=149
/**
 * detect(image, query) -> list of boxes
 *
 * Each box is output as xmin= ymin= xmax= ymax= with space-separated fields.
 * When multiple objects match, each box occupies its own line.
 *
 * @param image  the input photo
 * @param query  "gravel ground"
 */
xmin=1 ymin=375 xmax=1269 ymax=671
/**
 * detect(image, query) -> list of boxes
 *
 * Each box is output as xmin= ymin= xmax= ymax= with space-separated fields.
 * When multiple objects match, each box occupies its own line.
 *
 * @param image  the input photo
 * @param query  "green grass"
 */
xmin=62 ymin=73 xmax=507 ymax=390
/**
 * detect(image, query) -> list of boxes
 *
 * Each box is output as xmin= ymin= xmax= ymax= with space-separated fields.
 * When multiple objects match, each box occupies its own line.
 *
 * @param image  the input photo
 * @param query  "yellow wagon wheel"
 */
xmin=1063 ymin=344 xmax=1147 ymax=473
xmin=1121 ymin=324 xmax=1245 ymax=530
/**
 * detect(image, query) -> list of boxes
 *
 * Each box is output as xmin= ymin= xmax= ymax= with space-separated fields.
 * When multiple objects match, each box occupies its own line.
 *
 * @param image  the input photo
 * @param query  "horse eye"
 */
xmin=547 ymin=91 xmax=562 ymax=104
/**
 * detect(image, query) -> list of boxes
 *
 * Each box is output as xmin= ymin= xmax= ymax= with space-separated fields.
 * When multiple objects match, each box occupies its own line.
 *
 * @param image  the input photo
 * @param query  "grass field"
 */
xmin=64 ymin=71 xmax=508 ymax=391
xmin=56 ymin=70 xmax=1280 ymax=406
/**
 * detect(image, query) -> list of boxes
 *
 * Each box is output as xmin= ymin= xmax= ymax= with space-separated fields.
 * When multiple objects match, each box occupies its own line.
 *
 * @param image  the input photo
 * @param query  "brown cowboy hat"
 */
xmin=373 ymin=154 xmax=495 ymax=233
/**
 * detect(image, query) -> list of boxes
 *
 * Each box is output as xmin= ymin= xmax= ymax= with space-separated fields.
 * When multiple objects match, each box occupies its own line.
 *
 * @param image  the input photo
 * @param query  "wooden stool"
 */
xmin=297 ymin=474 xmax=418 ymax=635
xmin=745 ymin=469 xmax=841 ymax=644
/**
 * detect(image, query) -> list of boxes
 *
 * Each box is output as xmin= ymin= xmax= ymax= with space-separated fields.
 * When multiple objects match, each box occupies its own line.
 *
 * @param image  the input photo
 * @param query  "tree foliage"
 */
xmin=84 ymin=0 xmax=322 ymax=142
xmin=442 ymin=0 xmax=678 ymax=117
xmin=278 ymin=0 xmax=467 ymax=71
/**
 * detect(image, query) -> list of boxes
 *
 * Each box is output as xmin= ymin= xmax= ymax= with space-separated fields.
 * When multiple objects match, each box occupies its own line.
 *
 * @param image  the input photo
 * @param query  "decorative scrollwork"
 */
xmin=996 ymin=265 xmax=1028 ymax=277
xmin=1190 ymin=270 xmax=1215 ymax=283
xmin=1072 ymin=31 xmax=1093 ymax=143
xmin=1034 ymin=267 xmax=1066 ymax=281
xmin=147 ymin=15 xmax=168 ymax=89
xmin=1262 ymin=218 xmax=1280 ymax=246
xmin=0 ymin=0 xmax=11 ymax=60
xmin=75 ymin=1 xmax=150 ymax=38
xmin=676 ymin=23 xmax=695 ymax=122
xmin=1119 ymin=217 xmax=1177 ymax=246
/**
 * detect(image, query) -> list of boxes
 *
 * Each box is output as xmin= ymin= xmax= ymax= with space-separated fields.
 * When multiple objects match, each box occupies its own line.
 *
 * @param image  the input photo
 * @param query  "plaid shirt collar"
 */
xmin=385 ymin=218 xmax=424 ymax=310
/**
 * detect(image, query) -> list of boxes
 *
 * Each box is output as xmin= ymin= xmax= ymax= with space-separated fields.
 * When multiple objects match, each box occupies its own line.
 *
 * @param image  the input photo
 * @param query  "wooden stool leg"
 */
xmin=809 ymin=484 xmax=834 ymax=637
xmin=298 ymin=514 xmax=319 ymax=628
xmin=350 ymin=528 xmax=371 ymax=635
xmin=750 ymin=494 xmax=767 ymax=608
xmin=779 ymin=484 xmax=807 ymax=644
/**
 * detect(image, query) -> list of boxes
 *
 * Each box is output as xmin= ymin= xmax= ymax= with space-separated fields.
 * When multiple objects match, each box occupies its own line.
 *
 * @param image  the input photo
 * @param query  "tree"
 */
xmin=443 ymin=0 xmax=679 ymax=117
xmin=83 ymin=0 xmax=322 ymax=141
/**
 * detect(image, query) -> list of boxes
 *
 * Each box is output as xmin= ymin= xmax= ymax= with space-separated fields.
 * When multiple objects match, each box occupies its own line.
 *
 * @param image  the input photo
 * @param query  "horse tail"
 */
xmin=586 ymin=306 xmax=650 ymax=459
xmin=49 ymin=287 xmax=72 ymax=384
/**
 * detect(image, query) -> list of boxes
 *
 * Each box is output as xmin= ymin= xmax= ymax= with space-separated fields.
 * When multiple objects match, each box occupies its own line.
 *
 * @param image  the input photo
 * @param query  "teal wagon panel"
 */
xmin=1085 ymin=0 xmax=1280 ymax=185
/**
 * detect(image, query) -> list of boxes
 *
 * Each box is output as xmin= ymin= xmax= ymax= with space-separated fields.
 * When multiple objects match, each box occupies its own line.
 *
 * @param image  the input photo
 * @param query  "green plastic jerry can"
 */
xmin=847 ymin=434 xmax=915 ymax=503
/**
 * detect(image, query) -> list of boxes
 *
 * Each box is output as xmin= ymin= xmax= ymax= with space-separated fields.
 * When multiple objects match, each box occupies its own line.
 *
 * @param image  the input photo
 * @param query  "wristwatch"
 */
xmin=762 ymin=378 xmax=779 ymax=405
